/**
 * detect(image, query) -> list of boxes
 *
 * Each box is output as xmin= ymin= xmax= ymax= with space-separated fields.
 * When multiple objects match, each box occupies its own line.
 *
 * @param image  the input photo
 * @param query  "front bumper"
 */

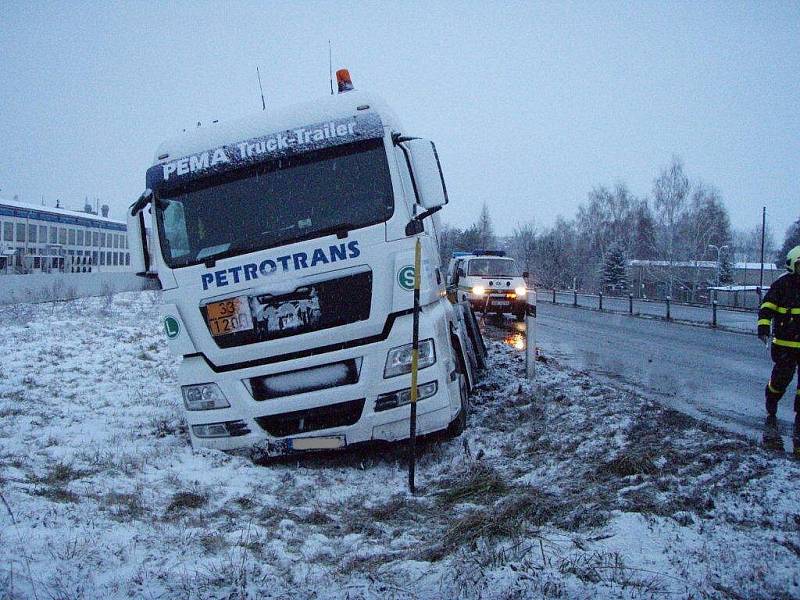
xmin=178 ymin=306 xmax=461 ymax=454
xmin=467 ymin=293 xmax=525 ymax=314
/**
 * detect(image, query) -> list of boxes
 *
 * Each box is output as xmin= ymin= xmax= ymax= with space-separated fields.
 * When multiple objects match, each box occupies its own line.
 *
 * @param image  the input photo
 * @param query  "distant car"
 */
xmin=447 ymin=251 xmax=528 ymax=320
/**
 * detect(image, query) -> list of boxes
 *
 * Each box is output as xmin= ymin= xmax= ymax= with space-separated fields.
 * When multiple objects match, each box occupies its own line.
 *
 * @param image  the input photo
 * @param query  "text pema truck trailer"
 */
xmin=128 ymin=71 xmax=484 ymax=455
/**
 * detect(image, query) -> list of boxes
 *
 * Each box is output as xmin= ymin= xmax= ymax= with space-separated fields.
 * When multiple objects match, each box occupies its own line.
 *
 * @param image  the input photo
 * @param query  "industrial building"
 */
xmin=0 ymin=198 xmax=130 ymax=274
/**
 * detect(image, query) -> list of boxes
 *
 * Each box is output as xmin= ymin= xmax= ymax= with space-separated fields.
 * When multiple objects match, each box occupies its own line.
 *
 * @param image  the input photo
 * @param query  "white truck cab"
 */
xmin=447 ymin=251 xmax=529 ymax=320
xmin=128 ymin=71 xmax=483 ymax=455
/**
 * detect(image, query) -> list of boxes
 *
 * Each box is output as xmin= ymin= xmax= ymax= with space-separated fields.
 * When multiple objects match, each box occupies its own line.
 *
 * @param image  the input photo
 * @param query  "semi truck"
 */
xmin=128 ymin=70 xmax=484 ymax=455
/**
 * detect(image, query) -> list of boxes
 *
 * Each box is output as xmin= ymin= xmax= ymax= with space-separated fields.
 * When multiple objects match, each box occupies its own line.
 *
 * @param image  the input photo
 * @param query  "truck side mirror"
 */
xmin=457 ymin=267 xmax=465 ymax=278
xmin=405 ymin=139 xmax=448 ymax=210
xmin=522 ymin=271 xmax=529 ymax=279
xmin=128 ymin=194 xmax=153 ymax=278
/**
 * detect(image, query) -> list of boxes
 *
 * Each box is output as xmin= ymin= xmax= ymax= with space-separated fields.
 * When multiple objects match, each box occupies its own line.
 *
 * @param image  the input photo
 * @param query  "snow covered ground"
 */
xmin=1 ymin=292 xmax=799 ymax=599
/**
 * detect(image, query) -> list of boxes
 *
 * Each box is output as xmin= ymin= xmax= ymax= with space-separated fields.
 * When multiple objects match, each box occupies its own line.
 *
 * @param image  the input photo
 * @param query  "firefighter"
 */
xmin=758 ymin=246 xmax=800 ymax=439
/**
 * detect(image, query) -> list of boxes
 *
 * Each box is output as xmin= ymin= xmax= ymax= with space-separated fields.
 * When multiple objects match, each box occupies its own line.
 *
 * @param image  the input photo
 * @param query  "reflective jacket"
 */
xmin=758 ymin=273 xmax=800 ymax=348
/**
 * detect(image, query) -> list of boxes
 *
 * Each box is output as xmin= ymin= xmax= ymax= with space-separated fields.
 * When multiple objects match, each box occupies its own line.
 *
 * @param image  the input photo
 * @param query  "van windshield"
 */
xmin=468 ymin=258 xmax=519 ymax=277
xmin=155 ymin=138 xmax=393 ymax=268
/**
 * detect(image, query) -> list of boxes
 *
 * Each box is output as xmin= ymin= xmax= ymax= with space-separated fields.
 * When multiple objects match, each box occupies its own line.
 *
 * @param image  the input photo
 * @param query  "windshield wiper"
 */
xmin=201 ymin=223 xmax=355 ymax=268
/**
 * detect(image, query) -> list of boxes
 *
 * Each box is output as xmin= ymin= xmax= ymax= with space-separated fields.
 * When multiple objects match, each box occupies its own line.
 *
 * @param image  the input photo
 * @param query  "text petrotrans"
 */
xmin=200 ymin=240 xmax=361 ymax=290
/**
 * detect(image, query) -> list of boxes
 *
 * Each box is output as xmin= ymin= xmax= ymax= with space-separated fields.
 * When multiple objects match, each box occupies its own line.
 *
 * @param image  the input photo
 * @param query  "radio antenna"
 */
xmin=328 ymin=40 xmax=334 ymax=95
xmin=256 ymin=66 xmax=266 ymax=111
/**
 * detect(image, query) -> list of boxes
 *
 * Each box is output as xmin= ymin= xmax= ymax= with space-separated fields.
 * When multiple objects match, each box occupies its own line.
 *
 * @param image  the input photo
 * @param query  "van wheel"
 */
xmin=446 ymin=373 xmax=469 ymax=438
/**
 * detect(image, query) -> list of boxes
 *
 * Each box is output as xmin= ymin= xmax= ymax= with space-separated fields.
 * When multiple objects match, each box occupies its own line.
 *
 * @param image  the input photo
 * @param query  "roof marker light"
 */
xmin=336 ymin=69 xmax=354 ymax=93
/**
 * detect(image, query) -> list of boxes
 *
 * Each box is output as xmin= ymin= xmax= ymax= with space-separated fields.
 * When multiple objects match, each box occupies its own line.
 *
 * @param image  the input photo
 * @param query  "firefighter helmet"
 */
xmin=787 ymin=245 xmax=800 ymax=274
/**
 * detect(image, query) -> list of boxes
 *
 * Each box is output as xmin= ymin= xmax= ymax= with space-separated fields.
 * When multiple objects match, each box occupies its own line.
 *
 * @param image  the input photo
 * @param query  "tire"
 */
xmin=460 ymin=302 xmax=487 ymax=370
xmin=446 ymin=373 xmax=469 ymax=438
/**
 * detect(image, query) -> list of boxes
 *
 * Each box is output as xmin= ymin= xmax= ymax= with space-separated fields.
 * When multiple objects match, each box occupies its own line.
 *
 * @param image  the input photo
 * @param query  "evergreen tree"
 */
xmin=601 ymin=242 xmax=628 ymax=291
xmin=778 ymin=215 xmax=800 ymax=267
xmin=476 ymin=202 xmax=496 ymax=249
xmin=718 ymin=251 xmax=734 ymax=285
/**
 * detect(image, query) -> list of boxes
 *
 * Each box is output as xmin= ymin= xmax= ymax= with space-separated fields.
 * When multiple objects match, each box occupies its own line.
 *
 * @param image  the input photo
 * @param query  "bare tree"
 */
xmin=653 ymin=157 xmax=690 ymax=295
xmin=509 ymin=222 xmax=537 ymax=284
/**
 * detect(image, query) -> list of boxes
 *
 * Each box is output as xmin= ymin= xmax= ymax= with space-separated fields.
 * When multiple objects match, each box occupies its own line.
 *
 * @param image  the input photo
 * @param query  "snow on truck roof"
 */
xmin=151 ymin=91 xmax=399 ymax=167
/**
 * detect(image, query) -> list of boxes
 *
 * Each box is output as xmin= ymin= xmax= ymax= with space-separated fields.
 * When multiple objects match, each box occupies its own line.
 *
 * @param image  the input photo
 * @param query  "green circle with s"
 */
xmin=398 ymin=265 xmax=416 ymax=291
xmin=164 ymin=315 xmax=180 ymax=339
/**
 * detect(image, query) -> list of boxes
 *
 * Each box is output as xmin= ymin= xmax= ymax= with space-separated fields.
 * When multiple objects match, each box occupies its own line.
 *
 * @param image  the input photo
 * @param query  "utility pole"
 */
xmin=759 ymin=206 xmax=766 ymax=291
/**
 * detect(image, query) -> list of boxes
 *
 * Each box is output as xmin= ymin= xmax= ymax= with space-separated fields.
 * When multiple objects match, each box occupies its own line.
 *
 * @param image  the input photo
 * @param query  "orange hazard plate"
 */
xmin=206 ymin=297 xmax=254 ymax=337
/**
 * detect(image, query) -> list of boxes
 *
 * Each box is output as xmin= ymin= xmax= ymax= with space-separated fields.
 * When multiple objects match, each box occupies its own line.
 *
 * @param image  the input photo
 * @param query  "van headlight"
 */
xmin=515 ymin=286 xmax=527 ymax=296
xmin=181 ymin=383 xmax=231 ymax=411
xmin=384 ymin=339 xmax=436 ymax=378
xmin=472 ymin=285 xmax=486 ymax=296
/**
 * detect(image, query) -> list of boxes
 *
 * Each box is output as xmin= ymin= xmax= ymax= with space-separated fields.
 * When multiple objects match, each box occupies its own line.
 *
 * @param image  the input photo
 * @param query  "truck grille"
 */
xmin=202 ymin=270 xmax=372 ymax=348
xmin=254 ymin=398 xmax=365 ymax=437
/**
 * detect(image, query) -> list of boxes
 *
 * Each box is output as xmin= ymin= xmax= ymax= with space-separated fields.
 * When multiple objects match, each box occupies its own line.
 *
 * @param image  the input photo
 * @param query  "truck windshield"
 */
xmin=468 ymin=259 xmax=519 ymax=277
xmin=155 ymin=138 xmax=393 ymax=268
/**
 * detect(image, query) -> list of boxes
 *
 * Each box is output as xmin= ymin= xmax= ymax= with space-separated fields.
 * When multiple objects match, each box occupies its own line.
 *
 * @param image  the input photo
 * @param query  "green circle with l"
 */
xmin=164 ymin=316 xmax=180 ymax=339
xmin=398 ymin=265 xmax=416 ymax=291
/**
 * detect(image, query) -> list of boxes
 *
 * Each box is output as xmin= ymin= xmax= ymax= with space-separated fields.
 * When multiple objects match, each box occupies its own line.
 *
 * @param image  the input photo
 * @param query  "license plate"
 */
xmin=206 ymin=297 xmax=254 ymax=337
xmin=289 ymin=436 xmax=346 ymax=451
xmin=493 ymin=300 xmax=510 ymax=306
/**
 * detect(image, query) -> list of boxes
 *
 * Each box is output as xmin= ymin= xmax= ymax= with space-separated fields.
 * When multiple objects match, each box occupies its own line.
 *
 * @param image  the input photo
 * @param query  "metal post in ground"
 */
xmin=552 ymin=288 xmax=556 ymax=304
xmin=526 ymin=290 xmax=537 ymax=380
xmin=666 ymin=296 xmax=671 ymax=321
xmin=712 ymin=300 xmax=718 ymax=328
xmin=573 ymin=289 xmax=578 ymax=307
xmin=599 ymin=292 xmax=603 ymax=311
xmin=628 ymin=294 xmax=633 ymax=315
xmin=408 ymin=237 xmax=421 ymax=494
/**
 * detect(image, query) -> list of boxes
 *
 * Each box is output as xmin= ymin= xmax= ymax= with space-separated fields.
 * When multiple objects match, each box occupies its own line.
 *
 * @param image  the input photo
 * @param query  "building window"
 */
xmin=16 ymin=223 xmax=26 ymax=242
xmin=106 ymin=251 xmax=111 ymax=265
xmin=3 ymin=221 xmax=13 ymax=241
xmin=112 ymin=234 xmax=118 ymax=249
xmin=50 ymin=226 xmax=57 ymax=244
xmin=39 ymin=225 xmax=47 ymax=241
xmin=92 ymin=231 xmax=98 ymax=246
xmin=68 ymin=229 xmax=76 ymax=245
xmin=112 ymin=252 xmax=118 ymax=266
xmin=100 ymin=251 xmax=105 ymax=265
xmin=125 ymin=253 xmax=130 ymax=266
xmin=77 ymin=230 xmax=84 ymax=245
xmin=59 ymin=228 xmax=66 ymax=245
xmin=28 ymin=224 xmax=37 ymax=243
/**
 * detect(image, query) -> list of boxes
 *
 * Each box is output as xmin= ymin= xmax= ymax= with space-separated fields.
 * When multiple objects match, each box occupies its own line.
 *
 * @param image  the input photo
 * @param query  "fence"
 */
xmin=538 ymin=289 xmax=757 ymax=334
xmin=0 ymin=272 xmax=158 ymax=305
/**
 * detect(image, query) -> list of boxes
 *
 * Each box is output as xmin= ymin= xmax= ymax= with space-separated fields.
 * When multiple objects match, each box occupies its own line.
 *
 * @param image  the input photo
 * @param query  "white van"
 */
xmin=447 ymin=251 xmax=528 ymax=320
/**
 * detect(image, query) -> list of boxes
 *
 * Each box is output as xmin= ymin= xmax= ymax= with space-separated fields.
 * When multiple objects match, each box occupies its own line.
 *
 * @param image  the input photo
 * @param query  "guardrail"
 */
xmin=537 ymin=289 xmax=757 ymax=334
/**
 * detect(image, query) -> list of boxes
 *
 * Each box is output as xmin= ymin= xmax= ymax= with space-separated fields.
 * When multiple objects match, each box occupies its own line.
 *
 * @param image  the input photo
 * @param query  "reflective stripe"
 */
xmin=768 ymin=382 xmax=782 ymax=394
xmin=772 ymin=338 xmax=800 ymax=349
xmin=760 ymin=302 xmax=800 ymax=315
xmin=757 ymin=319 xmax=772 ymax=326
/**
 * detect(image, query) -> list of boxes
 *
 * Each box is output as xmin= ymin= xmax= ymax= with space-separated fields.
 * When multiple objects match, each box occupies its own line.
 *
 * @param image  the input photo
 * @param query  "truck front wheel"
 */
xmin=446 ymin=373 xmax=469 ymax=438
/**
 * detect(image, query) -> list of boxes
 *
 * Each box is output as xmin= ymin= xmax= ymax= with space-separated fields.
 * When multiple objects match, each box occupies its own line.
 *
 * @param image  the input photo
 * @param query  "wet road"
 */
xmin=486 ymin=302 xmax=797 ymax=446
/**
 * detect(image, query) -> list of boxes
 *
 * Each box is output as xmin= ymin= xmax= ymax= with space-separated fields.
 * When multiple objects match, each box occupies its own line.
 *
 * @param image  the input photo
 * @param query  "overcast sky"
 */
xmin=1 ymin=1 xmax=798 ymax=239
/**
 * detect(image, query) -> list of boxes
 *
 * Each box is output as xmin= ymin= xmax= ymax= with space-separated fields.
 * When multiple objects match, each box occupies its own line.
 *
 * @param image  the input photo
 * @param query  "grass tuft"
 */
xmin=437 ymin=463 xmax=508 ymax=506
xmin=166 ymin=491 xmax=208 ymax=514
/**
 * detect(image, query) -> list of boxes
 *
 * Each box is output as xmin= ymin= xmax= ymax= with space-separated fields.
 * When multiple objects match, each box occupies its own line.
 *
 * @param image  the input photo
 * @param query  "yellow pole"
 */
xmin=408 ymin=236 xmax=422 ymax=493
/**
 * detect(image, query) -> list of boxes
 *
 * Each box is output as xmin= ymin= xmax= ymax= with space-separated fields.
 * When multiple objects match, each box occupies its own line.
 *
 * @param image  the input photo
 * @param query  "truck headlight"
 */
xmin=383 ymin=339 xmax=436 ymax=378
xmin=472 ymin=285 xmax=486 ymax=296
xmin=515 ymin=286 xmax=527 ymax=296
xmin=181 ymin=383 xmax=231 ymax=411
